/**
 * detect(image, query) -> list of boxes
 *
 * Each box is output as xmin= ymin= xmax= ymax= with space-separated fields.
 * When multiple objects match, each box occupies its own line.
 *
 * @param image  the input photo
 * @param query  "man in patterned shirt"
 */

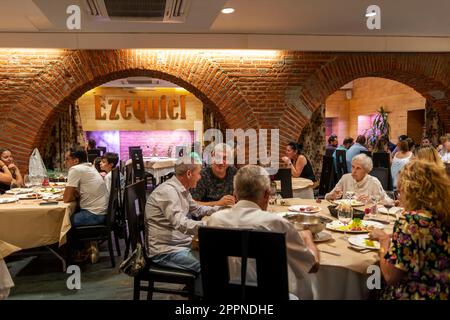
xmin=191 ymin=143 xmax=237 ymax=207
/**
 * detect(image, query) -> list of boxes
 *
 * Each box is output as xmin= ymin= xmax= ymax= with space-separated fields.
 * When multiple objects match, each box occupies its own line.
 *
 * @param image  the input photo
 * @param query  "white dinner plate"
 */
xmin=288 ymin=205 xmax=321 ymax=214
xmin=326 ymin=220 xmax=384 ymax=233
xmin=377 ymin=206 xmax=404 ymax=216
xmin=0 ymin=197 xmax=17 ymax=204
xmin=333 ymin=199 xmax=365 ymax=207
xmin=18 ymin=193 xmax=42 ymax=200
xmin=348 ymin=235 xmax=380 ymax=250
xmin=313 ymin=232 xmax=332 ymax=243
xmin=5 ymin=188 xmax=33 ymax=194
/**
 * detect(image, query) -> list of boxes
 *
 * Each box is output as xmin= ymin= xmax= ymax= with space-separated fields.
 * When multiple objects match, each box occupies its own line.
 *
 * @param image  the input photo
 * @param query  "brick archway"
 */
xmin=286 ymin=53 xmax=450 ymax=135
xmin=0 ymin=50 xmax=259 ymax=166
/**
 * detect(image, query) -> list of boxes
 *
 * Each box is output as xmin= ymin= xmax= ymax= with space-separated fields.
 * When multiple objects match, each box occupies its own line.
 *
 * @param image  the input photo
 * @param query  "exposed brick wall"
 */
xmin=326 ymin=77 xmax=426 ymax=144
xmin=0 ymin=50 xmax=449 ymax=172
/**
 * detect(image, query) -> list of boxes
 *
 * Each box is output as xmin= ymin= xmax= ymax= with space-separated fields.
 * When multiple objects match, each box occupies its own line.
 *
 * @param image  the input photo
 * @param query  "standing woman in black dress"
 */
xmin=281 ymin=142 xmax=316 ymax=182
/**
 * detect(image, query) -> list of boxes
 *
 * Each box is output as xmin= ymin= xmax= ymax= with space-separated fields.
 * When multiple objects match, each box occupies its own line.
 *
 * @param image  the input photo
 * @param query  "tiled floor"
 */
xmin=4 ymin=242 xmax=186 ymax=300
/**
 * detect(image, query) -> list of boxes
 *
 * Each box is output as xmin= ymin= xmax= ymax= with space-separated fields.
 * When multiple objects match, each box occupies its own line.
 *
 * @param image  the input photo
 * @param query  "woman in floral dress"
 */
xmin=370 ymin=160 xmax=449 ymax=300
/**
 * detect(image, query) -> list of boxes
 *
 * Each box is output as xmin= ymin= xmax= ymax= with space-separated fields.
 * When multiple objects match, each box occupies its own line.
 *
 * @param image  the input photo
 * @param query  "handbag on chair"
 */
xmin=119 ymin=243 xmax=146 ymax=277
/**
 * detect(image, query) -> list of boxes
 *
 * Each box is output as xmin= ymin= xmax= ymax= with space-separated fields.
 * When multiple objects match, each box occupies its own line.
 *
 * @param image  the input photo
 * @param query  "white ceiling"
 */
xmin=0 ymin=0 xmax=448 ymax=50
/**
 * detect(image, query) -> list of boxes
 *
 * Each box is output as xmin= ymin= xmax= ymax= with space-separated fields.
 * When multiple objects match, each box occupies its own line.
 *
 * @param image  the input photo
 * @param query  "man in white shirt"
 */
xmin=145 ymin=153 xmax=221 ymax=273
xmin=64 ymin=146 xmax=108 ymax=226
xmin=63 ymin=146 xmax=108 ymax=263
xmin=207 ymin=165 xmax=320 ymax=299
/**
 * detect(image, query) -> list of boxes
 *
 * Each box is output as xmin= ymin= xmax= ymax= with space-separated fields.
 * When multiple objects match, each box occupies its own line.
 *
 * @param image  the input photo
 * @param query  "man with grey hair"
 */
xmin=145 ymin=154 xmax=221 ymax=273
xmin=207 ymin=165 xmax=320 ymax=299
xmin=191 ymin=143 xmax=237 ymax=207
xmin=326 ymin=153 xmax=392 ymax=203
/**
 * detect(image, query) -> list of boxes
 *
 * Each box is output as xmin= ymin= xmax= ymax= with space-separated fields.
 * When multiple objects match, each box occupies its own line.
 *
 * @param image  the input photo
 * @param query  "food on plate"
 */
xmin=364 ymin=239 xmax=376 ymax=247
xmin=337 ymin=218 xmax=374 ymax=232
xmin=299 ymin=205 xmax=320 ymax=213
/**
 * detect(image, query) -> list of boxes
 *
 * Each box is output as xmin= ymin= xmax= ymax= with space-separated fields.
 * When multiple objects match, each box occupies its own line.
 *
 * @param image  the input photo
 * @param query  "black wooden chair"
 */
xmin=87 ymin=149 xmax=101 ymax=164
xmin=123 ymin=180 xmax=196 ymax=300
xmin=198 ymin=226 xmax=289 ymax=301
xmin=272 ymin=168 xmax=293 ymax=198
xmin=360 ymin=150 xmax=372 ymax=158
xmin=370 ymin=167 xmax=390 ymax=191
xmin=335 ymin=149 xmax=348 ymax=180
xmin=110 ymin=167 xmax=127 ymax=257
xmin=159 ymin=172 xmax=174 ymax=184
xmin=97 ymin=146 xmax=107 ymax=156
xmin=129 ymin=148 xmax=157 ymax=189
xmin=372 ymin=152 xmax=392 ymax=190
xmin=318 ymin=155 xmax=334 ymax=197
xmin=372 ymin=152 xmax=390 ymax=168
xmin=68 ymin=168 xmax=119 ymax=268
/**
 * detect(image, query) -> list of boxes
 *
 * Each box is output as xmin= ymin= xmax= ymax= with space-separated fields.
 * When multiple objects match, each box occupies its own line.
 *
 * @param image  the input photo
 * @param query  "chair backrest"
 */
xmin=97 ymin=146 xmax=106 ymax=156
xmin=106 ymin=167 xmax=121 ymax=227
xmin=335 ymin=149 xmax=348 ymax=180
xmin=124 ymin=163 xmax=134 ymax=186
xmin=198 ymin=227 xmax=289 ymax=301
xmin=130 ymin=149 xmax=146 ymax=182
xmin=318 ymin=155 xmax=334 ymax=196
xmin=360 ymin=150 xmax=372 ymax=158
xmin=159 ymin=172 xmax=174 ymax=184
xmin=87 ymin=149 xmax=101 ymax=164
xmin=372 ymin=152 xmax=390 ymax=168
xmin=272 ymin=168 xmax=292 ymax=198
xmin=123 ymin=180 xmax=147 ymax=251
xmin=128 ymin=146 xmax=141 ymax=157
xmin=369 ymin=167 xmax=390 ymax=191
xmin=325 ymin=148 xmax=335 ymax=157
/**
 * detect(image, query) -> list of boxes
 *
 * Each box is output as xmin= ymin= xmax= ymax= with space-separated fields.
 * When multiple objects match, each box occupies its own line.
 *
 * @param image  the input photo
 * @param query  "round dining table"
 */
xmin=269 ymin=198 xmax=395 ymax=300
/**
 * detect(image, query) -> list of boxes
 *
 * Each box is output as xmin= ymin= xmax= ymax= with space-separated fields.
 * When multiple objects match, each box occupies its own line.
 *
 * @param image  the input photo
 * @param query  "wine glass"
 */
xmin=337 ymin=207 xmax=353 ymax=239
xmin=382 ymin=195 xmax=395 ymax=223
xmin=345 ymin=191 xmax=355 ymax=201
xmin=24 ymin=175 xmax=32 ymax=189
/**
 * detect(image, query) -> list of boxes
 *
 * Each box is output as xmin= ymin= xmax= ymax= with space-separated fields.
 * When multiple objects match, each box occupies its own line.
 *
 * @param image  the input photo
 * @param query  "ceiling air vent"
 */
xmin=85 ymin=0 xmax=191 ymax=23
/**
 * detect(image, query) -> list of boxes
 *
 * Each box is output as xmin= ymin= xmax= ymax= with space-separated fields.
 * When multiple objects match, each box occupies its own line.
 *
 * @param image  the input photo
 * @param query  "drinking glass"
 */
xmin=337 ymin=207 xmax=353 ymax=239
xmin=24 ymin=175 xmax=32 ymax=189
xmin=345 ymin=191 xmax=355 ymax=201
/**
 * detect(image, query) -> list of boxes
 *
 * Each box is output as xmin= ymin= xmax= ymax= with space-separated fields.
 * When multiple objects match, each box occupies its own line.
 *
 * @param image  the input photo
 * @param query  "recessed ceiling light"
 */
xmin=365 ymin=12 xmax=377 ymax=17
xmin=221 ymin=8 xmax=235 ymax=14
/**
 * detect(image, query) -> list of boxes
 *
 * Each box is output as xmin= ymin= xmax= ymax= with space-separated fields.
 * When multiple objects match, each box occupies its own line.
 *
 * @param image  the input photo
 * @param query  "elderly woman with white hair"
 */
xmin=325 ymin=154 xmax=391 ymax=203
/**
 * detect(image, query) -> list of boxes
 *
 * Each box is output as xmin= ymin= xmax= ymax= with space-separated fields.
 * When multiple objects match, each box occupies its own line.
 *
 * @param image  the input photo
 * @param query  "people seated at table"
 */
xmin=281 ymin=142 xmax=316 ymax=182
xmin=345 ymin=135 xmax=368 ymax=172
xmin=373 ymin=136 xmax=391 ymax=154
xmin=416 ymin=146 xmax=445 ymax=168
xmin=438 ymin=134 xmax=450 ymax=163
xmin=332 ymin=136 xmax=354 ymax=170
xmin=207 ymin=165 xmax=320 ymax=299
xmin=325 ymin=154 xmax=392 ymax=203
xmin=369 ymin=160 xmax=449 ymax=300
xmin=63 ymin=146 xmax=108 ymax=263
xmin=391 ymin=134 xmax=408 ymax=158
xmin=191 ymin=143 xmax=237 ymax=207
xmin=420 ymin=137 xmax=432 ymax=148
xmin=145 ymin=153 xmax=221 ymax=275
xmin=325 ymin=134 xmax=338 ymax=156
xmin=0 ymin=148 xmax=24 ymax=194
xmin=99 ymin=152 xmax=121 ymax=194
xmin=85 ymin=138 xmax=96 ymax=151
xmin=391 ymin=140 xmax=413 ymax=190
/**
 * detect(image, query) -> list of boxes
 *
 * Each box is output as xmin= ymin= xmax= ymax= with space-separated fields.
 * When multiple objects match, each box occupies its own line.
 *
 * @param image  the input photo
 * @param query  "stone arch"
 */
xmin=283 ymin=53 xmax=450 ymax=177
xmin=0 ymin=50 xmax=259 ymax=165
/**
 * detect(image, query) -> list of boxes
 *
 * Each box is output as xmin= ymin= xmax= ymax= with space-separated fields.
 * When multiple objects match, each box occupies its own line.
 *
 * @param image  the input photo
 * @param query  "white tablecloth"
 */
xmin=270 ymin=199 xmax=392 ymax=300
xmin=0 ymin=259 xmax=13 ymax=300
